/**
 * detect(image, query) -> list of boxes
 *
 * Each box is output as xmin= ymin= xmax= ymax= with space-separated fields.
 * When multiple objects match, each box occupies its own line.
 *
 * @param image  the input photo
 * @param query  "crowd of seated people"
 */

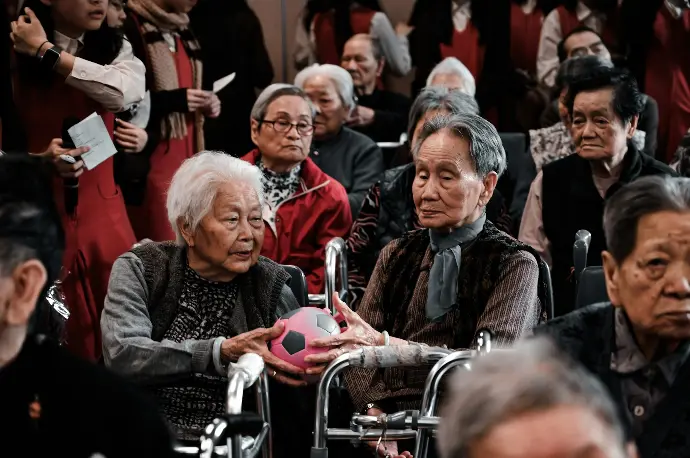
xmin=2 ymin=0 xmax=690 ymax=456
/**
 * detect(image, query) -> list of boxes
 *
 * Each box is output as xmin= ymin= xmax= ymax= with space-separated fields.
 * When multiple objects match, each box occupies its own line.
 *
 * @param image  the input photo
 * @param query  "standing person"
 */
xmin=9 ymin=0 xmax=145 ymax=361
xmin=190 ymin=0 xmax=273 ymax=156
xmin=107 ymin=0 xmax=150 ymax=156
xmin=0 ymin=154 xmax=176 ymax=458
xmin=408 ymin=0 xmax=538 ymax=130
xmin=340 ymin=34 xmax=411 ymax=143
xmin=622 ymin=0 xmax=690 ymax=163
xmin=121 ymin=0 xmax=220 ymax=242
xmin=537 ymin=0 xmax=620 ymax=87
xmin=295 ymin=0 xmax=411 ymax=77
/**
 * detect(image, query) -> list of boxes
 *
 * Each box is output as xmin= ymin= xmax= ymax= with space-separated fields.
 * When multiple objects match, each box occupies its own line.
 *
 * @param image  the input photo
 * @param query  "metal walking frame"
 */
xmin=175 ymin=353 xmax=272 ymax=458
xmin=308 ymin=238 xmax=348 ymax=314
xmin=310 ymin=332 xmax=497 ymax=458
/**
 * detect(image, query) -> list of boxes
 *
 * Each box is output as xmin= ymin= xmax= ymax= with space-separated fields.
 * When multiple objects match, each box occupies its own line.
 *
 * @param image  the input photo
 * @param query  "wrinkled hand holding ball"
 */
xmin=269 ymin=308 xmax=341 ymax=369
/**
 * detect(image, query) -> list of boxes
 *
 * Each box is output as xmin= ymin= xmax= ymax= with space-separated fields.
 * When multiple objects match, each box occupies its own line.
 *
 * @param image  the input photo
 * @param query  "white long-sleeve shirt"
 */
xmin=294 ymin=8 xmax=411 ymax=76
xmin=55 ymin=31 xmax=146 ymax=113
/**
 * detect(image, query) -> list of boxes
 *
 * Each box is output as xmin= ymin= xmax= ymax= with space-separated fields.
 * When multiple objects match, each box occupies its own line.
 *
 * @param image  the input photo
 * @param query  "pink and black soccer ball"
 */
xmin=269 ymin=307 xmax=341 ymax=369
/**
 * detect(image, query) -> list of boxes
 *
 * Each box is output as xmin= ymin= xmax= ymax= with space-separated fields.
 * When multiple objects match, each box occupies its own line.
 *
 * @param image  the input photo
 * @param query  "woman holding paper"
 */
xmin=120 ymin=0 xmax=221 ymax=242
xmin=9 ymin=0 xmax=146 ymax=361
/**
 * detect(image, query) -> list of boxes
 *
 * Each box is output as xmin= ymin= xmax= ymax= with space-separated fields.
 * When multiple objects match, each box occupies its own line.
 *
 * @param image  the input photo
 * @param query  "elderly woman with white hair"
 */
xmin=426 ymin=57 xmax=477 ymax=96
xmin=307 ymin=113 xmax=547 ymax=457
xmin=295 ymin=64 xmax=384 ymax=217
xmin=241 ymin=83 xmax=352 ymax=294
xmin=101 ymin=151 xmax=316 ymax=445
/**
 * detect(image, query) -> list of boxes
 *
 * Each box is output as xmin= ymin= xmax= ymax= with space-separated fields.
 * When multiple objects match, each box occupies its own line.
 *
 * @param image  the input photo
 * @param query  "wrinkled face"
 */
xmin=563 ymin=31 xmax=612 ymax=62
xmin=468 ymin=406 xmax=630 ymax=458
xmin=303 ymin=75 xmax=350 ymax=139
xmin=251 ymin=95 xmax=313 ymax=172
xmin=570 ymin=88 xmax=636 ymax=162
xmin=184 ymin=182 xmax=264 ymax=280
xmin=413 ymin=130 xmax=492 ymax=230
xmin=341 ymin=36 xmax=382 ymax=94
xmin=44 ymin=0 xmax=107 ymax=34
xmin=604 ymin=211 xmax=690 ymax=343
xmin=106 ymin=0 xmax=125 ymax=28
xmin=430 ymin=73 xmax=467 ymax=93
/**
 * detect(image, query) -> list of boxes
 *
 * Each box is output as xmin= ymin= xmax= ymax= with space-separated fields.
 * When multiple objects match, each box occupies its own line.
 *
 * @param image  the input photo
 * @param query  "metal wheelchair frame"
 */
xmin=310 ymin=333 xmax=496 ymax=458
xmin=175 ymin=353 xmax=272 ymax=458
xmin=308 ymin=238 xmax=348 ymax=314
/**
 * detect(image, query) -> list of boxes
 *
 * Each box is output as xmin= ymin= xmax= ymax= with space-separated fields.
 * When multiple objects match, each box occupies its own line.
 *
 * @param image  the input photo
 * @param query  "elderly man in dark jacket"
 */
xmin=520 ymin=67 xmax=676 ymax=317
xmin=536 ymin=175 xmax=690 ymax=458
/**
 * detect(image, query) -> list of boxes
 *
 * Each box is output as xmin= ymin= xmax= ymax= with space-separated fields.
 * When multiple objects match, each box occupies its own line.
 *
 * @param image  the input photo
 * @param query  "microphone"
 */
xmin=61 ymin=117 xmax=81 ymax=215
xmin=226 ymin=353 xmax=264 ymax=386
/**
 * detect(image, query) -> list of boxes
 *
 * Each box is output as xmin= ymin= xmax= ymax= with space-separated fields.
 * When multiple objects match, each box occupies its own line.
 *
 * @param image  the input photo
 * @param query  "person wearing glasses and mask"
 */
xmin=241 ymin=84 xmax=352 ymax=295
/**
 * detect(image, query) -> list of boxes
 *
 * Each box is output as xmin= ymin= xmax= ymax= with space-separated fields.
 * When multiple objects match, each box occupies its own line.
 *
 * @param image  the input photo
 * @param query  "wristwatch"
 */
xmin=39 ymin=45 xmax=62 ymax=71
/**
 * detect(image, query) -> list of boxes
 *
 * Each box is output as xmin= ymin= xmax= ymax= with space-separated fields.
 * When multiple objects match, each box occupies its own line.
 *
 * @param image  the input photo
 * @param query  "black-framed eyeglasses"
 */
xmin=261 ymin=118 xmax=314 ymax=136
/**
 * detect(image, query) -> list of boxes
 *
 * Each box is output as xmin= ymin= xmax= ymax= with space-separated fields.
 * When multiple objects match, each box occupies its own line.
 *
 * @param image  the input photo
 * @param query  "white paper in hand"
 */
xmin=213 ymin=72 xmax=236 ymax=94
xmin=67 ymin=112 xmax=118 ymax=170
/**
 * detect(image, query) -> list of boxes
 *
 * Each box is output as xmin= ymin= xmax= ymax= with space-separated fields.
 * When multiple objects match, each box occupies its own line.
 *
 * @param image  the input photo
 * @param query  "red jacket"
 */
xmin=242 ymin=150 xmax=352 ymax=294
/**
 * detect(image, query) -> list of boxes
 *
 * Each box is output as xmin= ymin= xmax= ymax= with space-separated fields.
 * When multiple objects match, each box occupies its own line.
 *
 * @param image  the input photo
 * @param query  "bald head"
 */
xmin=341 ymin=33 xmax=384 ymax=95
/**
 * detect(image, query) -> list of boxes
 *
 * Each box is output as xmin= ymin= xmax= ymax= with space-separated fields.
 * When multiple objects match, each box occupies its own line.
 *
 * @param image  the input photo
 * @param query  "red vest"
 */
xmin=556 ymin=5 xmax=618 ymax=50
xmin=645 ymin=6 xmax=690 ymax=162
xmin=313 ymin=7 xmax=376 ymax=65
xmin=126 ymin=36 xmax=196 ymax=242
xmin=14 ymin=74 xmax=136 ymax=361
xmin=439 ymin=22 xmax=485 ymax=80
xmin=510 ymin=2 xmax=543 ymax=74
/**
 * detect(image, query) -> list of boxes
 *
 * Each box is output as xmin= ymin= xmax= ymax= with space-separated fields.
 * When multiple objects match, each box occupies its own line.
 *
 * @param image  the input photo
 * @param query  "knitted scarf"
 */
xmin=127 ymin=0 xmax=204 ymax=150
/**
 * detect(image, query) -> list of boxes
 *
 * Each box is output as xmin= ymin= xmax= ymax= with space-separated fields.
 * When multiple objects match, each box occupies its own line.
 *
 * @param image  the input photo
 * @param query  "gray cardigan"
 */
xmin=311 ymin=126 xmax=384 ymax=218
xmin=101 ymin=247 xmax=299 ymax=383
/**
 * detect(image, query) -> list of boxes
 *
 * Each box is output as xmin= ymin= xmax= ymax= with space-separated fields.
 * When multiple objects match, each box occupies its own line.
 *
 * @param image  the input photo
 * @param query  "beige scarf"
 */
xmin=128 ymin=0 xmax=204 ymax=150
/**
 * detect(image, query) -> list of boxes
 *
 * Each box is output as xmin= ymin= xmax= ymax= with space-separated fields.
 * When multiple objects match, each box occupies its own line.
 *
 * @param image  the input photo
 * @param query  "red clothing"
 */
xmin=313 ymin=7 xmax=376 ymax=65
xmin=556 ymin=5 xmax=618 ymax=49
xmin=510 ymin=2 xmax=543 ymax=75
xmin=644 ymin=7 xmax=690 ymax=162
xmin=14 ymin=77 xmax=136 ymax=361
xmin=439 ymin=23 xmax=485 ymax=80
xmin=127 ymin=37 xmax=196 ymax=242
xmin=241 ymin=150 xmax=352 ymax=294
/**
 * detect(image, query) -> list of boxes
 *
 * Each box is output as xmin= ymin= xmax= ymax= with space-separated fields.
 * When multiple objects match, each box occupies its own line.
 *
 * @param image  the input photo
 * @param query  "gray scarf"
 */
xmin=426 ymin=214 xmax=486 ymax=321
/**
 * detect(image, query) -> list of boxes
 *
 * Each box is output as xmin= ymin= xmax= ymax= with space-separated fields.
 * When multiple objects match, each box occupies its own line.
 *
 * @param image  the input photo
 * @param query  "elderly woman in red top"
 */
xmin=241 ymin=84 xmax=352 ymax=294
xmin=9 ymin=0 xmax=145 ymax=360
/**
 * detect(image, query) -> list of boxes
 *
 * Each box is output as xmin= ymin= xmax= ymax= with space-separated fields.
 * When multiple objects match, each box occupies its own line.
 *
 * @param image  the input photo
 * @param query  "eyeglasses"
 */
xmin=261 ymin=119 xmax=314 ymax=136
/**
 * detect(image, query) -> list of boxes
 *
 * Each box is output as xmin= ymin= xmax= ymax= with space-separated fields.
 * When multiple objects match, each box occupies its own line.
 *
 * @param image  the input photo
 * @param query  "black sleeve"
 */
xmin=639 ymin=94 xmax=659 ymax=158
xmin=245 ymin=9 xmax=274 ymax=89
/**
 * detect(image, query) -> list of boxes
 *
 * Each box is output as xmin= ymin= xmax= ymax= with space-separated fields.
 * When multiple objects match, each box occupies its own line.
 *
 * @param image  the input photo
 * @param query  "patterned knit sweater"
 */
xmin=344 ymin=221 xmax=548 ymax=412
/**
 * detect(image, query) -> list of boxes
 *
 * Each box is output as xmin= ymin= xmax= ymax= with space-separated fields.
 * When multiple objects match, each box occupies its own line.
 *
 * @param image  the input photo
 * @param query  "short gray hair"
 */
xmin=250 ymin=83 xmax=315 ymax=122
xmin=407 ymin=87 xmax=480 ymax=141
xmin=438 ymin=338 xmax=627 ymax=458
xmin=166 ymin=151 xmax=264 ymax=245
xmin=412 ymin=113 xmax=507 ymax=178
xmin=426 ymin=57 xmax=476 ymax=97
xmin=604 ymin=176 xmax=690 ymax=263
xmin=294 ymin=63 xmax=357 ymax=112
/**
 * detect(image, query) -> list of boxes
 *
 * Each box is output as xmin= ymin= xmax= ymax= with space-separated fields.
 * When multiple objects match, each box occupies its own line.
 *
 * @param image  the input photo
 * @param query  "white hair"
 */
xmin=166 ymin=151 xmax=264 ymax=245
xmin=437 ymin=338 xmax=627 ymax=458
xmin=294 ymin=63 xmax=357 ymax=113
xmin=250 ymin=83 xmax=316 ymax=121
xmin=426 ymin=57 xmax=476 ymax=97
